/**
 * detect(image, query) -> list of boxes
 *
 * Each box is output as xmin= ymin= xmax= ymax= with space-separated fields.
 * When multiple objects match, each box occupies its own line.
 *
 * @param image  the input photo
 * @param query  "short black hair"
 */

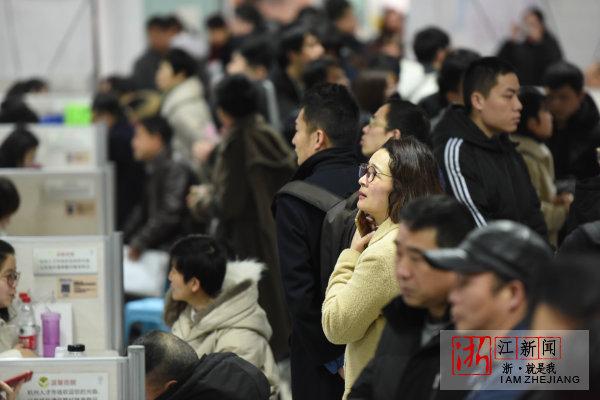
xmin=438 ymin=48 xmax=481 ymax=97
xmin=0 ymin=126 xmax=39 ymax=168
xmin=235 ymin=3 xmax=265 ymax=33
xmin=239 ymin=35 xmax=274 ymax=70
xmin=543 ymin=61 xmax=584 ymax=93
xmin=146 ymin=15 xmax=170 ymax=31
xmin=133 ymin=331 xmax=198 ymax=384
xmin=169 ymin=235 xmax=227 ymax=298
xmin=385 ymin=97 xmax=431 ymax=146
xmin=535 ymin=254 xmax=600 ymax=321
xmin=138 ymin=116 xmax=173 ymax=146
xmin=277 ymin=25 xmax=315 ymax=68
xmin=92 ymin=93 xmax=126 ymax=120
xmin=301 ymin=83 xmax=359 ymax=149
xmin=302 ymin=57 xmax=340 ymax=89
xmin=462 ymin=56 xmax=517 ymax=114
xmin=0 ymin=177 xmax=19 ymax=220
xmin=399 ymin=195 xmax=476 ymax=248
xmin=527 ymin=7 xmax=545 ymax=25
xmin=413 ymin=27 xmax=450 ymax=65
xmin=162 ymin=48 xmax=198 ymax=78
xmin=517 ymin=86 xmax=546 ymax=139
xmin=215 ymin=74 xmax=259 ymax=120
xmin=324 ymin=0 xmax=351 ymax=22
xmin=100 ymin=75 xmax=136 ymax=95
xmin=165 ymin=14 xmax=183 ymax=31
xmin=205 ymin=14 xmax=226 ymax=30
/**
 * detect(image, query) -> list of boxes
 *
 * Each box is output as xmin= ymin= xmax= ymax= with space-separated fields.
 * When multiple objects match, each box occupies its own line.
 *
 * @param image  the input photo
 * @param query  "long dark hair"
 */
xmin=0 ymin=240 xmax=15 ymax=322
xmin=382 ymin=137 xmax=443 ymax=223
xmin=0 ymin=125 xmax=39 ymax=167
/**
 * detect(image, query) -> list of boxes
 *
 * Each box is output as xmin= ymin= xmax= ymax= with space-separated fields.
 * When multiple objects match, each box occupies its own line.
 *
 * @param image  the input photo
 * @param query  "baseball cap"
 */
xmin=423 ymin=220 xmax=552 ymax=284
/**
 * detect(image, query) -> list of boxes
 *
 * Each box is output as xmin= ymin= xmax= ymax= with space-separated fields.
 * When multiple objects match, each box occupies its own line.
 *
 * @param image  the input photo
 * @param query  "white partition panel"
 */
xmin=3 ymin=233 xmax=123 ymax=353
xmin=0 ymin=124 xmax=107 ymax=168
xmin=0 ymin=167 xmax=114 ymax=236
xmin=0 ymin=345 xmax=145 ymax=400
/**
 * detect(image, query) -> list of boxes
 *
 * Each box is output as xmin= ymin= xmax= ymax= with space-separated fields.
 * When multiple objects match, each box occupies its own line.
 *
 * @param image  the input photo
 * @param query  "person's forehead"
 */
xmin=374 ymin=104 xmax=390 ymax=120
xmin=493 ymin=73 xmax=519 ymax=90
xmin=398 ymin=225 xmax=438 ymax=250
xmin=1 ymin=254 xmax=16 ymax=272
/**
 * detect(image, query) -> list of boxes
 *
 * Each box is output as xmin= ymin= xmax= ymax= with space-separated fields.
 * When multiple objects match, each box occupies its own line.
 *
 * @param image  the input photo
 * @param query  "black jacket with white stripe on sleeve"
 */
xmin=431 ymin=105 xmax=548 ymax=239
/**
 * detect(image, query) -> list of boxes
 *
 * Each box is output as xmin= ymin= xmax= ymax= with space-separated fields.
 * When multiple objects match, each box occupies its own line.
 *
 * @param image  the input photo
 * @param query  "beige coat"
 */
xmin=161 ymin=77 xmax=218 ymax=162
xmin=170 ymin=260 xmax=280 ymax=398
xmin=322 ymin=218 xmax=400 ymax=398
xmin=512 ymin=134 xmax=568 ymax=245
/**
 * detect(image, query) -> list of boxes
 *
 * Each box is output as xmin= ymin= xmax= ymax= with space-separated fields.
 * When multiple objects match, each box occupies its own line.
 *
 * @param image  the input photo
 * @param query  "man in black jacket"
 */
xmin=543 ymin=61 xmax=600 ymax=181
xmin=124 ymin=116 xmax=196 ymax=260
xmin=274 ymin=83 xmax=359 ymax=399
xmin=432 ymin=57 xmax=547 ymax=237
xmin=496 ymin=7 xmax=562 ymax=86
xmin=134 ymin=331 xmax=270 ymax=400
xmin=349 ymin=195 xmax=475 ymax=400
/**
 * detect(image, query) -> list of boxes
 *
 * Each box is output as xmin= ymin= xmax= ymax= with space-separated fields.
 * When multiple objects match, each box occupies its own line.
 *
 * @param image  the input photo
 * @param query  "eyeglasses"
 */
xmin=359 ymin=163 xmax=392 ymax=183
xmin=1 ymin=271 xmax=20 ymax=287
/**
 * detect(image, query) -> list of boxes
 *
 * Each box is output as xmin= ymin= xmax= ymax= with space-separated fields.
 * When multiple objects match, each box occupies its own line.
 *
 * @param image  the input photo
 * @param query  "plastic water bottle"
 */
xmin=17 ymin=293 xmax=37 ymax=350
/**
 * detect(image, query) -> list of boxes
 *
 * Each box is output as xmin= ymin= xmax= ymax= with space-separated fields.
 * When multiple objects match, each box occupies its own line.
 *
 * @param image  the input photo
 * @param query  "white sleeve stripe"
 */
xmin=443 ymin=138 xmax=487 ymax=227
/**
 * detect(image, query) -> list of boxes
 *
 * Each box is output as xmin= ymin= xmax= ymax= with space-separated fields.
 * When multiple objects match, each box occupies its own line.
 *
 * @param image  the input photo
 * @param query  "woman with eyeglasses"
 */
xmin=322 ymin=137 xmax=442 ymax=397
xmin=0 ymin=239 xmax=34 ymax=358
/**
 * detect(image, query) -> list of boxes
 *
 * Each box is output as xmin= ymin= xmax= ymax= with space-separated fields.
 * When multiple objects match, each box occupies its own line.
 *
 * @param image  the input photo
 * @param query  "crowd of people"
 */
xmin=1 ymin=1 xmax=600 ymax=399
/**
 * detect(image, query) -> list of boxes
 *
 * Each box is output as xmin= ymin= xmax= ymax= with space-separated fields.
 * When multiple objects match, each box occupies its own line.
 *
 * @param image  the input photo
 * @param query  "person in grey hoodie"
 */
xmin=163 ymin=235 xmax=280 ymax=399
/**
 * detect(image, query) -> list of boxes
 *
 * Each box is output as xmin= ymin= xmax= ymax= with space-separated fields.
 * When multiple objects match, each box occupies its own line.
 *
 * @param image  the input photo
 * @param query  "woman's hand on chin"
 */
xmin=350 ymin=229 xmax=375 ymax=253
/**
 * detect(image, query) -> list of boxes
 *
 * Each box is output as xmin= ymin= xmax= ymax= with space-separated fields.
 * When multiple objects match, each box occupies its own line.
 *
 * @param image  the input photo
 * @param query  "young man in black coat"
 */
xmin=543 ymin=61 xmax=600 ymax=181
xmin=349 ymin=195 xmax=475 ymax=400
xmin=432 ymin=57 xmax=548 ymax=238
xmin=134 ymin=331 xmax=270 ymax=400
xmin=123 ymin=116 xmax=196 ymax=260
xmin=274 ymin=83 xmax=359 ymax=399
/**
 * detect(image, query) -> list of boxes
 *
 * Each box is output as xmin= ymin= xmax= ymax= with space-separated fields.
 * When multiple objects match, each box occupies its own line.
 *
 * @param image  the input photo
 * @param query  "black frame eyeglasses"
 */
xmin=1 ymin=271 xmax=20 ymax=287
xmin=358 ymin=163 xmax=392 ymax=183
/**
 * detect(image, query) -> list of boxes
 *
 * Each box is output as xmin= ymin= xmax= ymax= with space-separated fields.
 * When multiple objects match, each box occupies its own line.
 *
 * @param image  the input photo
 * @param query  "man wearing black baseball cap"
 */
xmin=424 ymin=220 xmax=552 ymax=332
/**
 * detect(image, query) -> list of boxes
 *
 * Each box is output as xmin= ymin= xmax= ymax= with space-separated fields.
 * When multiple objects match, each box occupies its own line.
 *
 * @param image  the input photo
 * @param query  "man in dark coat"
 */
xmin=123 ymin=116 xmax=196 ymax=260
xmin=188 ymin=75 xmax=296 ymax=360
xmin=132 ymin=16 xmax=175 ymax=90
xmin=273 ymin=83 xmax=359 ymax=399
xmin=349 ymin=195 xmax=475 ymax=400
xmin=543 ymin=61 xmax=600 ymax=181
xmin=432 ymin=57 xmax=548 ymax=238
xmin=497 ymin=7 xmax=562 ymax=86
xmin=134 ymin=331 xmax=270 ymax=400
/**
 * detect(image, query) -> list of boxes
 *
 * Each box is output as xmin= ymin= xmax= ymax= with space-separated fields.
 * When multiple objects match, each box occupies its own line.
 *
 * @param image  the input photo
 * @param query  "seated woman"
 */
xmin=0 ymin=239 xmax=35 ymax=358
xmin=0 ymin=177 xmax=20 ymax=236
xmin=164 ymin=234 xmax=280 ymax=398
xmin=0 ymin=126 xmax=39 ymax=168
xmin=512 ymin=86 xmax=571 ymax=246
xmin=322 ymin=137 xmax=442 ymax=397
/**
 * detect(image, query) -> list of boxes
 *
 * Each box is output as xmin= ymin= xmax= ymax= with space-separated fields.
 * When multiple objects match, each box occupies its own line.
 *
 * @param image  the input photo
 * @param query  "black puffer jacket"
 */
xmin=432 ymin=105 xmax=547 ymax=237
xmin=123 ymin=149 xmax=197 ymax=251
xmin=155 ymin=352 xmax=271 ymax=400
xmin=547 ymin=94 xmax=600 ymax=181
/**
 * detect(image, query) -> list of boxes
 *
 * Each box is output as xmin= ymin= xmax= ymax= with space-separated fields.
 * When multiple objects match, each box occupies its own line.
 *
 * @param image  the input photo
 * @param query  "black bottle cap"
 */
xmin=67 ymin=344 xmax=85 ymax=352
